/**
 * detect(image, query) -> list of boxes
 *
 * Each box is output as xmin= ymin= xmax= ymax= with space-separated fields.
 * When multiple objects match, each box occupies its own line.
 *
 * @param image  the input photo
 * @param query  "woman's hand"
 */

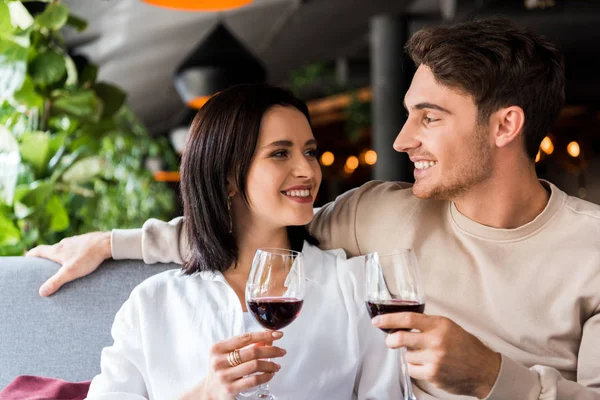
xmin=26 ymin=231 xmax=112 ymax=297
xmin=182 ymin=331 xmax=286 ymax=400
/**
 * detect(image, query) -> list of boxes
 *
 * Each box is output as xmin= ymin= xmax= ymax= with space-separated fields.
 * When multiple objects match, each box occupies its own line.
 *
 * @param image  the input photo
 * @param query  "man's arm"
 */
xmin=483 ymin=306 xmax=600 ymax=400
xmin=112 ymin=217 xmax=187 ymax=264
xmin=28 ymin=217 xmax=187 ymax=296
xmin=375 ymin=311 xmax=600 ymax=399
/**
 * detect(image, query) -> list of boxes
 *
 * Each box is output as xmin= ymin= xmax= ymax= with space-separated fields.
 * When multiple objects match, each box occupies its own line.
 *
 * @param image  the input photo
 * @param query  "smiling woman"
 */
xmin=180 ymin=83 xmax=321 ymax=275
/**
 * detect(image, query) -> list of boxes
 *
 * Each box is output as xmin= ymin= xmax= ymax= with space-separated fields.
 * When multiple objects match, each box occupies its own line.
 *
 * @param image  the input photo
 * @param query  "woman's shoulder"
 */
xmin=128 ymin=268 xmax=221 ymax=304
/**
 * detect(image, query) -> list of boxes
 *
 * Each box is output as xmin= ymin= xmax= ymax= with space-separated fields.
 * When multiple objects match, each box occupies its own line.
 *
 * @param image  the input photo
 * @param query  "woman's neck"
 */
xmin=223 ymin=218 xmax=290 ymax=311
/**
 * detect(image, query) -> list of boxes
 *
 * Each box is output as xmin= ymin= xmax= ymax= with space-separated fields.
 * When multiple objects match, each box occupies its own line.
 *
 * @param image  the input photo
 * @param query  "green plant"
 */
xmin=0 ymin=0 xmax=177 ymax=255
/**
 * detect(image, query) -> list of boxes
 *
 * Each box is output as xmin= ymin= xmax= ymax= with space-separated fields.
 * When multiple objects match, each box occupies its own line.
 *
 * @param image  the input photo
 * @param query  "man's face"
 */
xmin=394 ymin=64 xmax=493 ymax=200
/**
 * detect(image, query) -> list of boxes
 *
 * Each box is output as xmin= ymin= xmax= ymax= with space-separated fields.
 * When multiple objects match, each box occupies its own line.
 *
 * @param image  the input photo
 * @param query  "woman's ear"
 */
xmin=226 ymin=176 xmax=237 ymax=198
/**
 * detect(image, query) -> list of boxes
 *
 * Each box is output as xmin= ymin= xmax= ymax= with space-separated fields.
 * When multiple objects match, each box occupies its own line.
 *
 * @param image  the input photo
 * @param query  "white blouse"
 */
xmin=86 ymin=243 xmax=402 ymax=400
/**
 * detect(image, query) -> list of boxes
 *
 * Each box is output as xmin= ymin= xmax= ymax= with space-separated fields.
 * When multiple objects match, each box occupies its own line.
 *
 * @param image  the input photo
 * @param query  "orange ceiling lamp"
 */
xmin=187 ymin=95 xmax=211 ymax=109
xmin=143 ymin=0 xmax=253 ymax=12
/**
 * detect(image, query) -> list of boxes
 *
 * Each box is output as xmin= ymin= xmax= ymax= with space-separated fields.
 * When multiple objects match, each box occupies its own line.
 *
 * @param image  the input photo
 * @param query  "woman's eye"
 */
xmin=305 ymin=149 xmax=317 ymax=158
xmin=272 ymin=150 xmax=288 ymax=158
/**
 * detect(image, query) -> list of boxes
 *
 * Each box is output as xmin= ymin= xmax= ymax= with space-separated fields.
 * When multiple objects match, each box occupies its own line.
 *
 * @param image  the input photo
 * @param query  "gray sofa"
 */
xmin=0 ymin=257 xmax=178 ymax=390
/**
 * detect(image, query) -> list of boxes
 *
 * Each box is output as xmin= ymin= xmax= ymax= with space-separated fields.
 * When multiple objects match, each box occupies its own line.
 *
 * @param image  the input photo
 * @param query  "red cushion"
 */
xmin=0 ymin=375 xmax=91 ymax=400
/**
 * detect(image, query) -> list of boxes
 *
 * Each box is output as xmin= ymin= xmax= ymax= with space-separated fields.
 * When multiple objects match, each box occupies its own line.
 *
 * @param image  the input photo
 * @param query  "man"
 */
xmin=29 ymin=17 xmax=600 ymax=399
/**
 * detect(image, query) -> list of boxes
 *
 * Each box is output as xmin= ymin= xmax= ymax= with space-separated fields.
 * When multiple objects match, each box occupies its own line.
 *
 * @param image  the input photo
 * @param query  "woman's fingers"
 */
xmin=211 ymin=331 xmax=283 ymax=354
xmin=229 ymin=372 xmax=277 ymax=394
xmin=222 ymin=359 xmax=281 ymax=382
xmin=212 ymin=343 xmax=287 ymax=370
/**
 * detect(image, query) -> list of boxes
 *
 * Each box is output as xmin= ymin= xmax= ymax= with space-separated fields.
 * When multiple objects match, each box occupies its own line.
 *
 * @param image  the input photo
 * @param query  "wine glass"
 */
xmin=365 ymin=249 xmax=425 ymax=400
xmin=245 ymin=248 xmax=305 ymax=400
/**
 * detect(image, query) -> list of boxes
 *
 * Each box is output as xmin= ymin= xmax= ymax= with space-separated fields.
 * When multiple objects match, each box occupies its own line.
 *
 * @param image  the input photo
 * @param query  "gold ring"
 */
xmin=227 ymin=349 xmax=242 ymax=367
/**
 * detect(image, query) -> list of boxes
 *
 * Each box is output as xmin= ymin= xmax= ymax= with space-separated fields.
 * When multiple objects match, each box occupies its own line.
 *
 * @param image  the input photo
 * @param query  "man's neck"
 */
xmin=453 ymin=168 xmax=550 ymax=229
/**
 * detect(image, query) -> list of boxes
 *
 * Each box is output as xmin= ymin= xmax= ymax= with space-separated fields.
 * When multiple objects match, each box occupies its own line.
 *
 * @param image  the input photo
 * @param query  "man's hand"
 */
xmin=373 ymin=313 xmax=501 ymax=399
xmin=26 ymin=231 xmax=112 ymax=297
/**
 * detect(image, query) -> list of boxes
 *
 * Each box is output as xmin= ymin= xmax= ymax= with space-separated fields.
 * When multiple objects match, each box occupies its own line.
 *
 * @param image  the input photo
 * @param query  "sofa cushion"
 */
xmin=0 ymin=257 xmax=177 ymax=389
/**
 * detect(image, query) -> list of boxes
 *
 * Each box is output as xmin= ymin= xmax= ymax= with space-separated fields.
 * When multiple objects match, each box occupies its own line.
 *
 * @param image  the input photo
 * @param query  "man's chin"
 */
xmin=412 ymin=183 xmax=446 ymax=200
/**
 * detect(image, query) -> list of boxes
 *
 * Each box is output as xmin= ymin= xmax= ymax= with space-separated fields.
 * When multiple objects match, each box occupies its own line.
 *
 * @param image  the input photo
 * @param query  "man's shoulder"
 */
xmin=563 ymin=193 xmax=600 ymax=222
xmin=355 ymin=180 xmax=443 ymax=211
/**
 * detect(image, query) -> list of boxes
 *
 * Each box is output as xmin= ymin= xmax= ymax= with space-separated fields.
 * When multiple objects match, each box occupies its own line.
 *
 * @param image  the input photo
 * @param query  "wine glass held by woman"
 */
xmin=84 ymin=84 xmax=402 ymax=400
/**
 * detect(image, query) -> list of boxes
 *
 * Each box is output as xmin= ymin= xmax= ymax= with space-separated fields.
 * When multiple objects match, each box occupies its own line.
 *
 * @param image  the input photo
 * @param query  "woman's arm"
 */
xmin=86 ymin=295 xmax=150 ymax=399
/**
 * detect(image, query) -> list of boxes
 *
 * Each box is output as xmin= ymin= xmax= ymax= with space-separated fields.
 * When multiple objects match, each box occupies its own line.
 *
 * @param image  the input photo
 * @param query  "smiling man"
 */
xmin=30 ymin=16 xmax=600 ymax=400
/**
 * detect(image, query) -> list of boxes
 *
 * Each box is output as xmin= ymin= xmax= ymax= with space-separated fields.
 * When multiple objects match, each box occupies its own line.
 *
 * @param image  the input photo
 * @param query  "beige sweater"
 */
xmin=112 ymin=180 xmax=600 ymax=400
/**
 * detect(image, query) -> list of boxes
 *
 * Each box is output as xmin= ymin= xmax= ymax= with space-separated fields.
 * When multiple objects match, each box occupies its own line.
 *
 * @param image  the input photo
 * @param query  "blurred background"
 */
xmin=1 ymin=0 xmax=599 ymax=254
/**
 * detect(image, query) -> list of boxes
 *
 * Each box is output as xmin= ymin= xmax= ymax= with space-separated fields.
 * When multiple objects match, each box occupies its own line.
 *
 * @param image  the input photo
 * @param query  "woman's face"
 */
xmin=239 ymin=106 xmax=321 ymax=229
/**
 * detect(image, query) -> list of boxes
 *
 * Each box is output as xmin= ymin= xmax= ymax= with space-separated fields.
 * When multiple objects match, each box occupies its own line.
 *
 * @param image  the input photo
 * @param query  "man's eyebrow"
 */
xmin=404 ymin=101 xmax=452 ymax=114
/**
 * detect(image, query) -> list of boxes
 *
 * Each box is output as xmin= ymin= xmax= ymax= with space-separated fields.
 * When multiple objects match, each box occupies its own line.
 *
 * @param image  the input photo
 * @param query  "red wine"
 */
xmin=366 ymin=300 xmax=425 ymax=333
xmin=247 ymin=297 xmax=304 ymax=330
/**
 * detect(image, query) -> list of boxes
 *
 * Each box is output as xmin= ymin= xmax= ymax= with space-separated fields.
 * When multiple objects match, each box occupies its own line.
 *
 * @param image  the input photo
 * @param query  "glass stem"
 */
xmin=401 ymin=346 xmax=416 ymax=400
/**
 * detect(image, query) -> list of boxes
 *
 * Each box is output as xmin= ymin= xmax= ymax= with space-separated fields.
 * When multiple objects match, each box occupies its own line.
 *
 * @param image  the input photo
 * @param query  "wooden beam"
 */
xmin=307 ymin=87 xmax=372 ymax=116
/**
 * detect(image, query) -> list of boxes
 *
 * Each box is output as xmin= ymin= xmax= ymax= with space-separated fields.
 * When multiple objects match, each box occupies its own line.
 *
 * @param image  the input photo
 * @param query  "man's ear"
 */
xmin=491 ymin=105 xmax=525 ymax=148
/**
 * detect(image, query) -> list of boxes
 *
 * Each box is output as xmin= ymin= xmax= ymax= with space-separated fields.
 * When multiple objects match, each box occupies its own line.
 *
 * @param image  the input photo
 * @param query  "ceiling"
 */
xmin=62 ymin=0 xmax=600 ymax=135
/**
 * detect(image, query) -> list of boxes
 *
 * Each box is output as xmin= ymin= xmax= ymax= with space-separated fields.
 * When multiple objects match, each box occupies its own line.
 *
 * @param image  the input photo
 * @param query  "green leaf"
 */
xmin=0 ymin=213 xmax=20 ymax=246
xmin=64 ymin=54 xmax=77 ymax=86
xmin=0 ymin=3 xmax=13 ymax=37
xmin=61 ymin=156 xmax=104 ymax=184
xmin=80 ymin=63 xmax=97 ymax=85
xmin=45 ymin=195 xmax=69 ymax=232
xmin=13 ymin=76 xmax=43 ymax=109
xmin=52 ymin=89 xmax=103 ymax=120
xmin=29 ymin=49 xmax=66 ymax=85
xmin=15 ymin=180 xmax=53 ymax=208
xmin=95 ymin=82 xmax=126 ymax=118
xmin=66 ymin=14 xmax=87 ymax=32
xmin=19 ymin=131 xmax=50 ymax=174
xmin=0 ymin=37 xmax=28 ymax=62
xmin=48 ymin=131 xmax=67 ymax=156
xmin=35 ymin=3 xmax=69 ymax=31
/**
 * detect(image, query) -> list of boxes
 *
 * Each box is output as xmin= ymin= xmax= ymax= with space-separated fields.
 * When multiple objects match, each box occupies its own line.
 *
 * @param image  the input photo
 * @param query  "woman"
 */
xmin=84 ymin=83 xmax=401 ymax=399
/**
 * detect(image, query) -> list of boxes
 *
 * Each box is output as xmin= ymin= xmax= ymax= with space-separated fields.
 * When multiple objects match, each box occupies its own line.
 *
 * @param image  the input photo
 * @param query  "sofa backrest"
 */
xmin=0 ymin=257 xmax=177 ymax=389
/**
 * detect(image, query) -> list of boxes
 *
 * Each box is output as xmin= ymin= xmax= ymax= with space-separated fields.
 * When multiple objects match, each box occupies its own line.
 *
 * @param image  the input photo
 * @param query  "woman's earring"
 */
xmin=227 ymin=197 xmax=233 ymax=233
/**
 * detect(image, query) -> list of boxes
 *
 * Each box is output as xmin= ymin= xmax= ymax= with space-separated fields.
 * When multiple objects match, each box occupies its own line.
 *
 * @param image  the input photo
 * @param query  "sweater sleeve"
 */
xmin=485 ymin=309 xmax=600 ymax=400
xmin=111 ymin=217 xmax=187 ymax=264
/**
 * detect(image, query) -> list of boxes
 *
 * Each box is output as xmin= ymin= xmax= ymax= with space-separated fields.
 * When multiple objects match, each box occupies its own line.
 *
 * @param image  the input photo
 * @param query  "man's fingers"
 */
xmin=405 ymin=363 xmax=431 ymax=381
xmin=39 ymin=267 xmax=73 ymax=297
xmin=26 ymin=245 xmax=61 ymax=263
xmin=372 ymin=312 xmax=433 ymax=332
xmin=403 ymin=349 xmax=430 ymax=365
xmin=212 ymin=331 xmax=284 ymax=354
xmin=385 ymin=330 xmax=423 ymax=350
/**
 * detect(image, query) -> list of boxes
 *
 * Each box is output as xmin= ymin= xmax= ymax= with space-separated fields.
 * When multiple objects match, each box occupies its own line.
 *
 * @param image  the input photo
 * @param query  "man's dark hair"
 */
xmin=406 ymin=16 xmax=565 ymax=160
xmin=180 ymin=83 xmax=318 ymax=274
